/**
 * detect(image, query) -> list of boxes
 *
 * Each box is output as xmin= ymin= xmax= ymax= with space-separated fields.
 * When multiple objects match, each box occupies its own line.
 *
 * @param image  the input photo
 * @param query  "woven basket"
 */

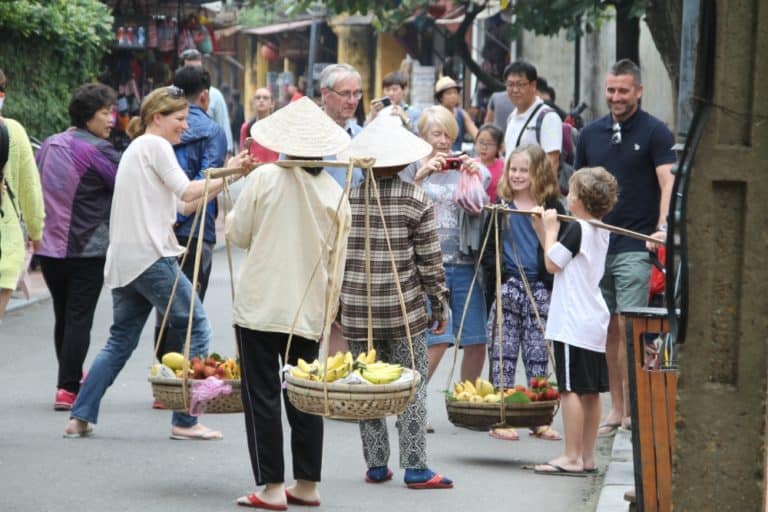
xmin=149 ymin=377 xmax=243 ymax=414
xmin=285 ymin=369 xmax=421 ymax=420
xmin=445 ymin=397 xmax=558 ymax=429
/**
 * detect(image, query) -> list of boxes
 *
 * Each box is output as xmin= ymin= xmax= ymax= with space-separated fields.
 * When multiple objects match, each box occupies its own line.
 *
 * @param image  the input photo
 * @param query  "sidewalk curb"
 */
xmin=595 ymin=429 xmax=634 ymax=512
xmin=6 ymin=291 xmax=50 ymax=314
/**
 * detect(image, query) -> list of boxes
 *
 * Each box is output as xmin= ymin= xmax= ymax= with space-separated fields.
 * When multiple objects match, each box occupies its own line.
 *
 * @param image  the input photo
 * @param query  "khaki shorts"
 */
xmin=600 ymin=251 xmax=651 ymax=314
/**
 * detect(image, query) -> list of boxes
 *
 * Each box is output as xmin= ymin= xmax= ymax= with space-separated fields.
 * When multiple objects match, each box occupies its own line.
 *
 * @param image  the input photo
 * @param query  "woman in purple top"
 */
xmin=35 ymin=83 xmax=121 ymax=411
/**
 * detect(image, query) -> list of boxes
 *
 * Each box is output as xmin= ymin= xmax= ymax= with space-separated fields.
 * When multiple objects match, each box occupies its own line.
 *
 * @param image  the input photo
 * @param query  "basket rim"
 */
xmin=148 ymin=376 xmax=241 ymax=386
xmin=284 ymin=368 xmax=421 ymax=393
xmin=445 ymin=397 xmax=558 ymax=411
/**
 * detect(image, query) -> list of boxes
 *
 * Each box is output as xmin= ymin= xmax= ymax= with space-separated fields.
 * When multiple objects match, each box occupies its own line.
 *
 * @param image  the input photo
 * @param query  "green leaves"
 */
xmin=0 ymin=0 xmax=113 ymax=138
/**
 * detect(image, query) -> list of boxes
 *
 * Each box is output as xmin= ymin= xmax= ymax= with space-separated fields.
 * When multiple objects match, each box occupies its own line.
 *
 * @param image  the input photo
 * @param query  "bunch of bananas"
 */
xmin=289 ymin=348 xmax=403 ymax=385
xmin=355 ymin=362 xmax=403 ymax=384
xmin=290 ymin=351 xmax=354 ymax=382
xmin=453 ymin=378 xmax=503 ymax=403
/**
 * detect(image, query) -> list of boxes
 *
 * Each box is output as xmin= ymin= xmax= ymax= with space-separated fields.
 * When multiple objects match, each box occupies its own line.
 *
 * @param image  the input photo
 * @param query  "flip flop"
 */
xmin=62 ymin=427 xmax=93 ymax=439
xmin=285 ymin=490 xmax=320 ymax=507
xmin=530 ymin=426 xmax=562 ymax=441
xmin=584 ymin=467 xmax=599 ymax=474
xmin=597 ymin=422 xmax=622 ymax=437
xmin=170 ymin=427 xmax=223 ymax=441
xmin=406 ymin=473 xmax=454 ymax=489
xmin=533 ymin=463 xmax=587 ymax=477
xmin=489 ymin=427 xmax=519 ymax=441
xmin=236 ymin=493 xmax=288 ymax=510
xmin=365 ymin=466 xmax=393 ymax=483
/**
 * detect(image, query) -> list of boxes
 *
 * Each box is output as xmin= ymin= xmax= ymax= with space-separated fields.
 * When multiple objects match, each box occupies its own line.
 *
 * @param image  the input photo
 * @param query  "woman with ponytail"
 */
xmin=64 ymin=86 xmax=256 ymax=440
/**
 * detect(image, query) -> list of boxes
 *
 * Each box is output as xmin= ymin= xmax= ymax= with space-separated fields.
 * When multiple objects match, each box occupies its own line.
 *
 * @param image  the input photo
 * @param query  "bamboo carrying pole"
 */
xmin=486 ymin=204 xmax=663 ymax=245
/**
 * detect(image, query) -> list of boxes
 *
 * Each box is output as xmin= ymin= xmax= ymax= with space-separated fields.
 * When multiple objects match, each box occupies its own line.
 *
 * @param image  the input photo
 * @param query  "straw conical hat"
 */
xmin=337 ymin=114 xmax=432 ymax=168
xmin=250 ymin=97 xmax=350 ymax=157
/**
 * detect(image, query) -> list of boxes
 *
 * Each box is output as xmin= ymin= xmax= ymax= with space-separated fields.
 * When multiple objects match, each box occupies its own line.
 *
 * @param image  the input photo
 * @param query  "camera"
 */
xmin=442 ymin=157 xmax=462 ymax=171
xmin=374 ymin=96 xmax=392 ymax=107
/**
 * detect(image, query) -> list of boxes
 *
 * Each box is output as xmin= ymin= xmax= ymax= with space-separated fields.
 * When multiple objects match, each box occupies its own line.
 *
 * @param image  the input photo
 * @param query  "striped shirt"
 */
xmin=341 ymin=175 xmax=449 ymax=341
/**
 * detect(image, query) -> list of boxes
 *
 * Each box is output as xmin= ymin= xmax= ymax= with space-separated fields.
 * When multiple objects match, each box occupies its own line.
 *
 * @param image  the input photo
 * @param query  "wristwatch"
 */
xmin=657 ymin=224 xmax=668 ymax=232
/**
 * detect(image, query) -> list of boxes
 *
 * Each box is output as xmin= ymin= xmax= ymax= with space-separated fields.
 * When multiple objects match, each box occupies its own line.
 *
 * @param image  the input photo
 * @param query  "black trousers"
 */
xmin=154 ymin=237 xmax=213 ymax=358
xmin=236 ymin=326 xmax=323 ymax=485
xmin=39 ymin=256 xmax=105 ymax=393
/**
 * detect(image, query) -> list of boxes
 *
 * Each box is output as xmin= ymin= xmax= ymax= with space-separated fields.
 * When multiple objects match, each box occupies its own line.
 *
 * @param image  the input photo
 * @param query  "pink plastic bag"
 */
xmin=453 ymin=171 xmax=488 ymax=215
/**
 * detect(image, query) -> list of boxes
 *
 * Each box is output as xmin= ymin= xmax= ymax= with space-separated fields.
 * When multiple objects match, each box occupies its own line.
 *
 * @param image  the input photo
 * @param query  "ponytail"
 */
xmin=126 ymin=116 xmax=145 ymax=139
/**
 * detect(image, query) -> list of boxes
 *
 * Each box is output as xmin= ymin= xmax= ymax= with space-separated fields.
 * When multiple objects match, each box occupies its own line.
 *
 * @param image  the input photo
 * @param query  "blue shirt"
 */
xmin=173 ymin=104 xmax=227 ymax=243
xmin=452 ymin=107 xmax=466 ymax=151
xmin=574 ymin=109 xmax=676 ymax=253
xmin=502 ymin=205 xmax=540 ymax=280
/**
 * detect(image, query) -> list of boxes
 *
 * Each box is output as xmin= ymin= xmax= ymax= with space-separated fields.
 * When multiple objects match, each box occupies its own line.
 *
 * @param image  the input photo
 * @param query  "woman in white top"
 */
xmin=64 ymin=86 xmax=255 ymax=439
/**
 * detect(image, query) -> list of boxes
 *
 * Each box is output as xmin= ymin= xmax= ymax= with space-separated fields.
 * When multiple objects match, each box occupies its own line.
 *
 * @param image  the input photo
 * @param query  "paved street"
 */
xmin=0 ymin=248 xmax=612 ymax=512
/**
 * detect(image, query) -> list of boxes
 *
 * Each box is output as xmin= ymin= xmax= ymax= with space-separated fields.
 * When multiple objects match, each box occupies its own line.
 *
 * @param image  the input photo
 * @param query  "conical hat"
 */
xmin=336 ymin=114 xmax=432 ymax=168
xmin=250 ymin=97 xmax=350 ymax=157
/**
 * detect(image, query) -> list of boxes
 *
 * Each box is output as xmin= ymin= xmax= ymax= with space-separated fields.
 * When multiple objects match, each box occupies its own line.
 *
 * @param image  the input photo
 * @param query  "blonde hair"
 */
xmin=417 ymin=105 xmax=459 ymax=142
xmin=569 ymin=167 xmax=618 ymax=218
xmin=126 ymin=87 xmax=188 ymax=139
xmin=496 ymin=144 xmax=559 ymax=204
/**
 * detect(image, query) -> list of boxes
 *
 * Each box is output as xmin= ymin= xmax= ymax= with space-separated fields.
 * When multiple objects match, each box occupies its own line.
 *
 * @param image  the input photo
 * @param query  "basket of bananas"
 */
xmin=285 ymin=349 xmax=421 ymax=420
xmin=148 ymin=352 xmax=243 ymax=414
xmin=445 ymin=377 xmax=559 ymax=429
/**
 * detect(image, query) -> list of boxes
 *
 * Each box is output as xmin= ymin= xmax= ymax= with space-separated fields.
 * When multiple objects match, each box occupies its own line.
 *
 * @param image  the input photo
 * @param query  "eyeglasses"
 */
xmin=505 ymin=81 xmax=530 ymax=90
xmin=330 ymin=89 xmax=364 ymax=100
xmin=476 ymin=141 xmax=498 ymax=148
xmin=611 ymin=122 xmax=622 ymax=145
xmin=166 ymin=85 xmax=185 ymax=98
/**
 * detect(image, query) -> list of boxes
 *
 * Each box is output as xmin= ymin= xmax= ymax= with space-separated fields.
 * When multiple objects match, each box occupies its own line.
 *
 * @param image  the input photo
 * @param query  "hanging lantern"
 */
xmin=260 ymin=44 xmax=279 ymax=61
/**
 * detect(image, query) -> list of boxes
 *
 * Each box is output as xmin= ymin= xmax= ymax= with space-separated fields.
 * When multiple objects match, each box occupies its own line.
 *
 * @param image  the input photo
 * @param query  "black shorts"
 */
xmin=552 ymin=341 xmax=609 ymax=395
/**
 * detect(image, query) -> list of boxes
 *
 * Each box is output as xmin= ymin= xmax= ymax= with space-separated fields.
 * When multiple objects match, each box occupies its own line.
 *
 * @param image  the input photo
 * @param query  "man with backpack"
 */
xmin=503 ymin=61 xmax=577 ymax=194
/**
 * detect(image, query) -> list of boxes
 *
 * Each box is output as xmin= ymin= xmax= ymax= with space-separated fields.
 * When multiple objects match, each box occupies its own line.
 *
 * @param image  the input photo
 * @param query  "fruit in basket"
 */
xmin=359 ymin=362 xmax=403 ymax=384
xmin=150 ymin=363 xmax=176 ymax=379
xmin=161 ymin=352 xmax=185 ymax=371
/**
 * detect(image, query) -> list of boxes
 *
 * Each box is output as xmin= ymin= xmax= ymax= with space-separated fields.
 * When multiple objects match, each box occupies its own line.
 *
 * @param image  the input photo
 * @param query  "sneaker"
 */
xmin=54 ymin=389 xmax=77 ymax=411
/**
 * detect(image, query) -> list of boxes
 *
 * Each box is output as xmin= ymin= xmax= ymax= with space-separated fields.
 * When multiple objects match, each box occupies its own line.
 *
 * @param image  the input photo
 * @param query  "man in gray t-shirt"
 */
xmin=484 ymin=91 xmax=514 ymax=135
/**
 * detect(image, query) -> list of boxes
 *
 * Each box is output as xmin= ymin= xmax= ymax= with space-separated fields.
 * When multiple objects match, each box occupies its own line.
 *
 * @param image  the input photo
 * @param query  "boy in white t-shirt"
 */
xmin=530 ymin=167 xmax=618 ymax=476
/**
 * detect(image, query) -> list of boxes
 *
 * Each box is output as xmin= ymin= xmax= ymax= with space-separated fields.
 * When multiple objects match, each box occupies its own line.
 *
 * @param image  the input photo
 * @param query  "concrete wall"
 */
xmin=517 ymin=16 xmax=675 ymax=130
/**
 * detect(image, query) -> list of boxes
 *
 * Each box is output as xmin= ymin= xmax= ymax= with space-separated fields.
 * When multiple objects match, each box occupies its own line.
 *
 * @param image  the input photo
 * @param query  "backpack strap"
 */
xmin=533 ymin=105 xmax=556 ymax=146
xmin=514 ymin=102 xmax=545 ymax=148
xmin=0 ymin=121 xmax=9 ymax=175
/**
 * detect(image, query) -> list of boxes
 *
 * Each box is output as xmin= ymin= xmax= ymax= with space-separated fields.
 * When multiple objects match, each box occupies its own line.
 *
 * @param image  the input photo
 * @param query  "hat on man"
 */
xmin=337 ymin=114 xmax=432 ymax=168
xmin=250 ymin=97 xmax=350 ymax=157
xmin=434 ymin=76 xmax=461 ymax=100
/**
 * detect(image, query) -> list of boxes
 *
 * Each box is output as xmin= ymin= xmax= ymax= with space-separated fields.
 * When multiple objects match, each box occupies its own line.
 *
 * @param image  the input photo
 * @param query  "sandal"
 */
xmin=365 ymin=466 xmax=393 ymax=483
xmin=404 ymin=469 xmax=453 ymax=489
xmin=530 ymin=426 xmax=562 ymax=441
xmin=597 ymin=422 xmax=622 ymax=437
xmin=489 ymin=427 xmax=519 ymax=441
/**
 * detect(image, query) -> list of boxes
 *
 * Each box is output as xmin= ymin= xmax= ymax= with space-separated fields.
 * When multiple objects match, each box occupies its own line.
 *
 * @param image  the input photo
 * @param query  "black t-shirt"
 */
xmin=574 ymin=109 xmax=676 ymax=253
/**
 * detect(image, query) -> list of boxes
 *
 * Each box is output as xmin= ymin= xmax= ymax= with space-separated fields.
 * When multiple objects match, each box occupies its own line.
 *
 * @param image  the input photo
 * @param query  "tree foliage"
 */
xmin=0 ymin=0 xmax=113 ymax=138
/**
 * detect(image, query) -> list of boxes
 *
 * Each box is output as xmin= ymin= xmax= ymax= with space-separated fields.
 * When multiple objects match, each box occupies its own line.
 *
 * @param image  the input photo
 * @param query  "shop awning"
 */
xmin=243 ymin=19 xmax=313 ymax=36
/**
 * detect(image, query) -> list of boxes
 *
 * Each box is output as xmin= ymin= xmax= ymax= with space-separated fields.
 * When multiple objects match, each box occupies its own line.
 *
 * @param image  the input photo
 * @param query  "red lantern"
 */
xmin=260 ymin=44 xmax=279 ymax=61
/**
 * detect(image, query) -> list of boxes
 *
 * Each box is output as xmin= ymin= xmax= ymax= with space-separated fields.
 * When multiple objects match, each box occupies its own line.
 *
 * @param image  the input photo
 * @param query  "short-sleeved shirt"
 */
xmin=545 ymin=220 xmax=610 ymax=352
xmin=504 ymin=96 xmax=562 ymax=158
xmin=104 ymin=134 xmax=189 ymax=288
xmin=487 ymin=91 xmax=514 ymax=133
xmin=574 ymin=109 xmax=676 ymax=253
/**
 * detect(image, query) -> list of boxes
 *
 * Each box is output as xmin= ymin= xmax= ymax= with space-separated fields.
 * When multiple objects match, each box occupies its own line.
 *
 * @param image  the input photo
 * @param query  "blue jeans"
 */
xmin=427 ymin=264 xmax=488 ymax=347
xmin=71 ymin=257 xmax=212 ymax=428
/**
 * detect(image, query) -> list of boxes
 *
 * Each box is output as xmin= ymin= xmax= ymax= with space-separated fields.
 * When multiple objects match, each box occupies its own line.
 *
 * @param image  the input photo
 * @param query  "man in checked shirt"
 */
xmin=338 ymin=115 xmax=454 ymax=490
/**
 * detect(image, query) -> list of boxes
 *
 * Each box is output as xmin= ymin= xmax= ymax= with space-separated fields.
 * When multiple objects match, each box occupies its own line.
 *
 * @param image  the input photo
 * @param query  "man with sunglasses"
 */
xmin=574 ymin=59 xmax=676 ymax=437
xmin=180 ymin=49 xmax=234 ymax=156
